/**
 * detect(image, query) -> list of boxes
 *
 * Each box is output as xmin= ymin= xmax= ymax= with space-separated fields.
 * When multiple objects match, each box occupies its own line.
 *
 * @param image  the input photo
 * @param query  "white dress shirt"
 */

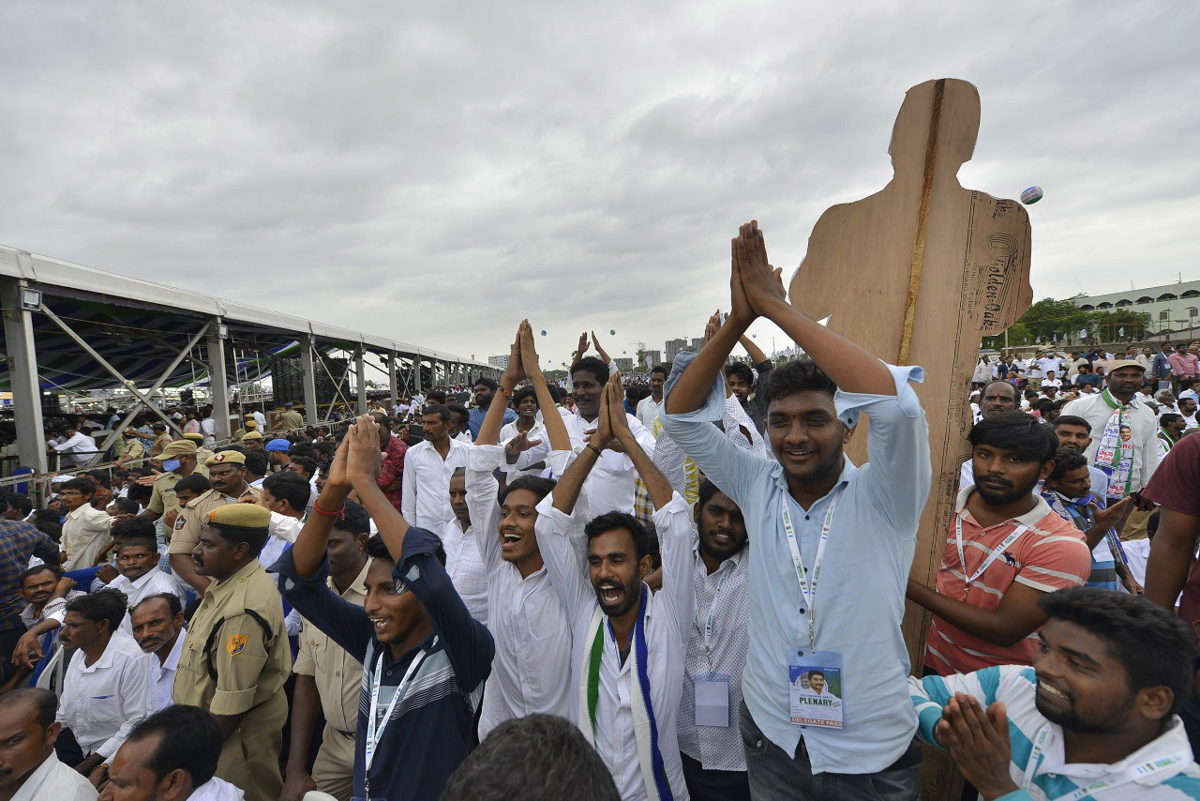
xmin=10 ymin=753 xmax=97 ymax=801
xmin=51 ymin=431 xmax=99 ymax=468
xmin=466 ymin=446 xmax=577 ymax=740
xmin=148 ymin=630 xmax=186 ymax=711
xmin=513 ymin=412 xmax=656 ymax=515
xmin=187 ymin=777 xmax=245 ymax=800
xmin=107 ymin=569 xmax=187 ymax=638
xmin=441 ymin=518 xmax=489 ymax=625
xmin=538 ymin=491 xmax=694 ymax=801
xmin=57 ymin=634 xmax=155 ymax=759
xmin=62 ymin=504 xmax=113 ymax=571
xmin=401 ymin=438 xmax=471 ymax=531
xmin=500 ymin=419 xmax=548 ymax=479
xmin=636 ymin=395 xmax=663 ymax=431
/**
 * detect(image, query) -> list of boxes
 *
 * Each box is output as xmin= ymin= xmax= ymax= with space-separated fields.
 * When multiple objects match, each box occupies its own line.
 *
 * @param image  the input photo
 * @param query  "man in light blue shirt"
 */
xmin=663 ymin=221 xmax=931 ymax=800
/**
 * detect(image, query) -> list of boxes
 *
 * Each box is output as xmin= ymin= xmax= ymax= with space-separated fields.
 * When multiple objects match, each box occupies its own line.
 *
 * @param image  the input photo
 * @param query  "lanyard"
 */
xmin=364 ymin=636 xmax=438 ymax=791
xmin=781 ymin=491 xmax=839 ymax=652
xmin=1022 ymin=724 xmax=1192 ymax=800
xmin=954 ymin=513 xmax=1028 ymax=600
xmin=693 ymin=564 xmax=734 ymax=672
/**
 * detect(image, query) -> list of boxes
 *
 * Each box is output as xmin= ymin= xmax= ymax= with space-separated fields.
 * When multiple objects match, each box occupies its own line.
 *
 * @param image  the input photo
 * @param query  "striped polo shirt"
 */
xmin=910 ymin=666 xmax=1200 ymax=800
xmin=926 ymin=487 xmax=1091 ymax=675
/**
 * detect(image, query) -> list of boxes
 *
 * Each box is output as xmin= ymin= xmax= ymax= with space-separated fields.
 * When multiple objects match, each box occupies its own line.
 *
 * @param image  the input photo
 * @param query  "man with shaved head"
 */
xmin=0 ymin=688 xmax=96 ymax=800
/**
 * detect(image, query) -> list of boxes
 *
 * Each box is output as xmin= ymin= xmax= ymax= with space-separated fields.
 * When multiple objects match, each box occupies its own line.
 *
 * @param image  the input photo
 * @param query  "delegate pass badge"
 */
xmin=788 ymin=651 xmax=845 ymax=729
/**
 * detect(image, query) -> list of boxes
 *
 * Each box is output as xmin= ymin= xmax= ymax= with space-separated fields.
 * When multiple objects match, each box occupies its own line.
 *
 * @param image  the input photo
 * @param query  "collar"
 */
xmin=1037 ymin=716 xmax=1194 ymax=785
xmin=82 ymin=635 xmax=122 ymax=672
xmin=124 ymin=569 xmax=159 ymax=592
xmin=773 ymin=453 xmax=856 ymax=497
xmin=161 ymin=628 xmax=186 ymax=671
xmin=66 ymin=504 xmax=91 ymax=520
xmin=691 ymin=537 xmax=747 ymax=574
xmin=206 ymin=559 xmax=264 ymax=597
xmin=956 ymin=485 xmax=1055 ymax=530
xmin=329 ymin=558 xmax=372 ymax=599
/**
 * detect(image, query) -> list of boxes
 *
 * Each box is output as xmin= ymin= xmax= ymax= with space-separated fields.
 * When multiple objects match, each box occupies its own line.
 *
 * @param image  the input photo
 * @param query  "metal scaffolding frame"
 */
xmin=0 ymin=245 xmax=498 ymax=480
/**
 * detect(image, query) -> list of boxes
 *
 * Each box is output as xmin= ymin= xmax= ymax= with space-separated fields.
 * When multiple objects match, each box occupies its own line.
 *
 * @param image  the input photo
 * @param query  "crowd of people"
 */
xmin=2 ymin=223 xmax=1200 ymax=800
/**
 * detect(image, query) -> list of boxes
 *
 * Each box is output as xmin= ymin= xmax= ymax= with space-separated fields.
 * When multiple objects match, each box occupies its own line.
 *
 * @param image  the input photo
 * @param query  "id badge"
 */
xmin=694 ymin=673 xmax=731 ymax=728
xmin=788 ymin=650 xmax=844 ymax=729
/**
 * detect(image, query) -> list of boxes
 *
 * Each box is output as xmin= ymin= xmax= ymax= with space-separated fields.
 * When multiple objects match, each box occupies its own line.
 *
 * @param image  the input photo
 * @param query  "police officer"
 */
xmin=275 ymin=402 xmax=305 ymax=432
xmin=114 ymin=427 xmax=145 ymax=467
xmin=231 ymin=417 xmax=258 ymax=443
xmin=182 ymin=431 xmax=217 ymax=465
xmin=173 ymin=503 xmax=290 ymax=801
xmin=170 ymin=450 xmax=259 ymax=594
xmin=139 ymin=439 xmax=208 ymax=525
xmin=241 ymin=430 xmax=265 ymax=451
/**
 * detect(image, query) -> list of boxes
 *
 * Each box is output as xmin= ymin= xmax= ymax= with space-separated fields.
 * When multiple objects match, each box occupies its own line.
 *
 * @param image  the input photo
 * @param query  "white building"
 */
xmin=1072 ymin=280 xmax=1200 ymax=335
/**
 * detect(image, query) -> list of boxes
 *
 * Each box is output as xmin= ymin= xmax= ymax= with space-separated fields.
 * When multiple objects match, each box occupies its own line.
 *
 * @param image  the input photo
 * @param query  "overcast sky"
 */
xmin=2 ymin=1 xmax=1197 ymax=366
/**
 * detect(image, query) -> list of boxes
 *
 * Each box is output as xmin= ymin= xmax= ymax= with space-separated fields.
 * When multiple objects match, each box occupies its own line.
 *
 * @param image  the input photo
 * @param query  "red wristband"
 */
xmin=312 ymin=498 xmax=345 ymax=518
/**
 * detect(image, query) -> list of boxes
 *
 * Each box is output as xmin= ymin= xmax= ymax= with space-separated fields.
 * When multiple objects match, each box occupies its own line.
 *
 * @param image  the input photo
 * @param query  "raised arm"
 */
xmin=288 ymin=435 xmax=351 ymax=578
xmin=551 ymin=388 xmax=611 ymax=515
xmin=522 ymin=320 xmax=571 ymax=452
xmin=606 ymin=376 xmax=671 ymax=510
xmin=740 ymin=333 xmax=768 ymax=365
xmin=479 ymin=326 xmax=524 ymax=447
xmin=591 ymin=330 xmax=613 ymax=367
xmin=345 ymin=415 xmax=411 ymax=560
xmin=734 ymin=220 xmax=894 ymax=396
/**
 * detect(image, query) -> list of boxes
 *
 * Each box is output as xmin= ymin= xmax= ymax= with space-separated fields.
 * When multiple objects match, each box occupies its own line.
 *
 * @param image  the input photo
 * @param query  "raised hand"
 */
xmin=325 ymin=433 xmax=351 ymax=492
xmin=589 ymin=374 xmax=615 ymax=448
xmin=519 ymin=320 xmax=542 ymax=377
xmin=605 ymin=373 xmax=632 ymax=443
xmin=503 ymin=324 xmax=526 ymax=385
xmin=591 ymin=331 xmax=612 ymax=365
xmin=346 ymin=415 xmax=383 ymax=489
xmin=574 ymin=331 xmax=590 ymax=363
xmin=734 ymin=221 xmax=787 ymax=317
xmin=703 ymin=310 xmax=722 ymax=347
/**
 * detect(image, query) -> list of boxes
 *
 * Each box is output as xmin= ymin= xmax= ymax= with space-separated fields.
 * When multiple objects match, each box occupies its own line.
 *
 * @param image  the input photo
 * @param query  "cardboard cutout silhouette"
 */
xmin=790 ymin=78 xmax=1033 ymax=667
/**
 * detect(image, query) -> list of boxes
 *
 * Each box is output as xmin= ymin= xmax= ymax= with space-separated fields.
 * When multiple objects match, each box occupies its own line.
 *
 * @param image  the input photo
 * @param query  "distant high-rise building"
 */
xmin=488 ymin=355 xmax=509 ymax=369
xmin=614 ymin=357 xmax=634 ymax=373
xmin=690 ymin=337 xmax=705 ymax=352
xmin=664 ymin=338 xmax=687 ymax=363
xmin=643 ymin=349 xmax=663 ymax=368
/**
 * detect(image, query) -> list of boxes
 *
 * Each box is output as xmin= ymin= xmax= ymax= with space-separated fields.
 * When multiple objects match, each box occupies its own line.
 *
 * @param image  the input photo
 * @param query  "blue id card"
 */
xmin=788 ymin=650 xmax=844 ymax=729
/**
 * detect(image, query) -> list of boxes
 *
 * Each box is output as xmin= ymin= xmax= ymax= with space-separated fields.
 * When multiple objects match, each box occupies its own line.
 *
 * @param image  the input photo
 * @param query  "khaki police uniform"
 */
xmin=276 ymin=409 xmax=305 ymax=431
xmin=169 ymin=486 xmax=260 ymax=556
xmin=293 ymin=559 xmax=371 ymax=800
xmin=174 ymin=557 xmax=291 ymax=801
xmin=196 ymin=446 xmax=217 ymax=465
xmin=115 ymin=436 xmax=144 ymax=465
xmin=151 ymin=433 xmax=173 ymax=456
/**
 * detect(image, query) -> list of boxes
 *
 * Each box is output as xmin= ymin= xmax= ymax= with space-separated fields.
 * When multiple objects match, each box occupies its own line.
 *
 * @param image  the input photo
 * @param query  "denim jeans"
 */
xmin=739 ymin=701 xmax=920 ymax=801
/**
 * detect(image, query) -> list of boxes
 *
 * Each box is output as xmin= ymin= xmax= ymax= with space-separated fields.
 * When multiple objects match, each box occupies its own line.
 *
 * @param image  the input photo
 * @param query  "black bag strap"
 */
xmin=203 ymin=608 xmax=275 ymax=681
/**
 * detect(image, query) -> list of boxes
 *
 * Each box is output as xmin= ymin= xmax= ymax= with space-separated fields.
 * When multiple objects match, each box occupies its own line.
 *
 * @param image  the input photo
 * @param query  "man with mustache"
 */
xmin=908 ymin=412 xmax=1091 ymax=676
xmin=539 ymin=373 xmax=693 ymax=801
xmin=909 ymin=588 xmax=1200 ymax=800
xmin=169 ymin=450 xmax=260 ymax=595
xmin=128 ymin=594 xmax=185 ymax=712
